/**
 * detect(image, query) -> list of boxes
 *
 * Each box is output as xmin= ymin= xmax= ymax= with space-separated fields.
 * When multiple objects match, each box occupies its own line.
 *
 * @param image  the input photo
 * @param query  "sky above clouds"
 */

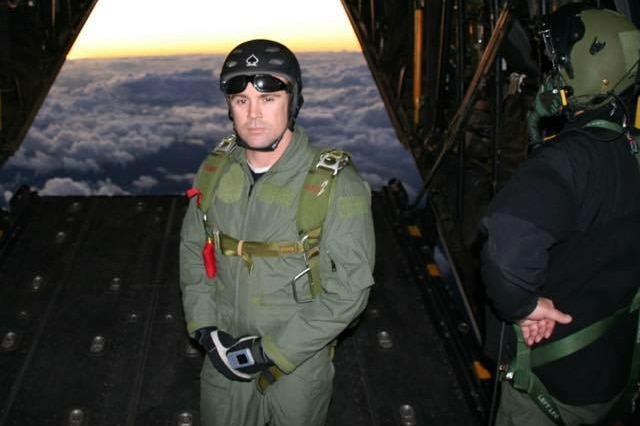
xmin=0 ymin=53 xmax=422 ymax=206
xmin=68 ymin=0 xmax=360 ymax=58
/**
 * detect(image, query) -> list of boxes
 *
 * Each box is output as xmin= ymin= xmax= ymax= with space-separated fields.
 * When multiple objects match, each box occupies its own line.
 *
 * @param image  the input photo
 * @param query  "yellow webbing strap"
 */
xmin=256 ymin=365 xmax=286 ymax=393
xmin=256 ymin=342 xmax=337 ymax=392
xmin=218 ymin=233 xmax=304 ymax=271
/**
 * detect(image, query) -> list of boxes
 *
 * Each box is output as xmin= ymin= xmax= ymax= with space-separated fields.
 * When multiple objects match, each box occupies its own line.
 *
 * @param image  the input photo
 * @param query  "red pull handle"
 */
xmin=202 ymin=237 xmax=217 ymax=279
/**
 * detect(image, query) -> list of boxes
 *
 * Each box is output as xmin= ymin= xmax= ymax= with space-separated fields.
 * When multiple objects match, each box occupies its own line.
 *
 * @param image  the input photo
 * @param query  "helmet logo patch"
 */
xmin=589 ymin=37 xmax=606 ymax=55
xmin=246 ymin=54 xmax=259 ymax=67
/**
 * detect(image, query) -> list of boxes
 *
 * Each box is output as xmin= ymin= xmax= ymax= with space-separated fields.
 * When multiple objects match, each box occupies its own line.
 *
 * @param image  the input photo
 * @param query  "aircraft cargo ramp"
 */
xmin=0 ymin=185 xmax=491 ymax=426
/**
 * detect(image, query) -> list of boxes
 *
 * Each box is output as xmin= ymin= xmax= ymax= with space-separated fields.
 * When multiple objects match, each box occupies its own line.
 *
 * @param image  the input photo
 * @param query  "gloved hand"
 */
xmin=534 ymin=74 xmax=567 ymax=118
xmin=194 ymin=327 xmax=272 ymax=381
xmin=194 ymin=325 xmax=217 ymax=351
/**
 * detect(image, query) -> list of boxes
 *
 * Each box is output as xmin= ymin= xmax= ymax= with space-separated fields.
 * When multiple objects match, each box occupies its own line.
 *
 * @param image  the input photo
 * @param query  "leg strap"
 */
xmin=256 ymin=365 xmax=286 ymax=393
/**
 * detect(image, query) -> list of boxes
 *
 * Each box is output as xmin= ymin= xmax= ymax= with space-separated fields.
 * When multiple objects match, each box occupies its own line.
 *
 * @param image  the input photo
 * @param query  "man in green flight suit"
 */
xmin=179 ymin=39 xmax=376 ymax=426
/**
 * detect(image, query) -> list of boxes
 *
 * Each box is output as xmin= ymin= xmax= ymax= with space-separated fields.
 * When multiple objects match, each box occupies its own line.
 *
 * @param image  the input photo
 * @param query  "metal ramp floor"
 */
xmin=0 ymin=189 xmax=488 ymax=425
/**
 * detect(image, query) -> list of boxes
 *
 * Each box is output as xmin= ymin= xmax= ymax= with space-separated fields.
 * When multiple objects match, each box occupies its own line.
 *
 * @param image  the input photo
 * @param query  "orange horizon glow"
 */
xmin=68 ymin=36 xmax=361 ymax=60
xmin=67 ymin=0 xmax=361 ymax=60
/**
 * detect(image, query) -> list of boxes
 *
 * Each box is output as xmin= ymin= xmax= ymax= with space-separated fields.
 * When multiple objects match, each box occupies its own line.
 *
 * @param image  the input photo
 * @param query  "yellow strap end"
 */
xmin=560 ymin=89 xmax=568 ymax=107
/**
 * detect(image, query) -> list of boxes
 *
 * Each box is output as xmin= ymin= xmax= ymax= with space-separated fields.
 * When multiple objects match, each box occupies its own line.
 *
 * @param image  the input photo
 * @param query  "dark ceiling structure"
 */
xmin=0 ymin=0 xmax=98 ymax=166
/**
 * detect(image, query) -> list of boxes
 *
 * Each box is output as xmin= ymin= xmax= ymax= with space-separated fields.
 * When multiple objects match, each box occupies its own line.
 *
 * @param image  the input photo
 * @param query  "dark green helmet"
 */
xmin=220 ymin=39 xmax=304 ymax=130
xmin=542 ymin=5 xmax=640 ymax=108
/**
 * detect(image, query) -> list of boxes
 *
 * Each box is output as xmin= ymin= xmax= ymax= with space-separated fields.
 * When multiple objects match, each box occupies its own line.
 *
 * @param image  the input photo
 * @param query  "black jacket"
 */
xmin=481 ymin=107 xmax=640 ymax=405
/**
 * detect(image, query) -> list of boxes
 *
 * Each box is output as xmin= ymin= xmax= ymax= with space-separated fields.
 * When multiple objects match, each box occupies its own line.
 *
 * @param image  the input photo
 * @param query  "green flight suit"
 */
xmin=179 ymin=127 xmax=376 ymax=426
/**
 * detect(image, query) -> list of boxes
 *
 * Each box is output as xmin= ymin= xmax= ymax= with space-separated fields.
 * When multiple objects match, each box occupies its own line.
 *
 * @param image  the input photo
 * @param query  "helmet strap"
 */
xmin=233 ymin=126 xmax=288 ymax=152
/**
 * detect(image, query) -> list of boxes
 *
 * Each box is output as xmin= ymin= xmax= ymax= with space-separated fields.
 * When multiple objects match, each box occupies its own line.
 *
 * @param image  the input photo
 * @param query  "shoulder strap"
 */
xmin=583 ymin=119 xmax=640 ymax=171
xmin=187 ymin=135 xmax=236 ymax=211
xmin=583 ymin=119 xmax=625 ymax=133
xmin=294 ymin=148 xmax=351 ymax=301
xmin=607 ymin=289 xmax=640 ymax=421
xmin=297 ymin=148 xmax=351 ymax=234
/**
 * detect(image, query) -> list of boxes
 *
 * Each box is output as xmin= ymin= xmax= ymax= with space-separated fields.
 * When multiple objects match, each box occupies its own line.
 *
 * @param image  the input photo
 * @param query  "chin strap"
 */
xmin=233 ymin=127 xmax=288 ymax=152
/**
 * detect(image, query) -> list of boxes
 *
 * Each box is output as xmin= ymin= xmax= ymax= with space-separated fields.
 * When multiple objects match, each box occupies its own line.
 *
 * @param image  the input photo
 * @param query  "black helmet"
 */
xmin=220 ymin=39 xmax=304 ymax=130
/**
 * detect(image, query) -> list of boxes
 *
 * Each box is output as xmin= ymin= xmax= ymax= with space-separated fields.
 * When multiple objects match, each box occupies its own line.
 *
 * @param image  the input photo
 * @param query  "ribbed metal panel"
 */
xmin=0 ymin=193 xmax=483 ymax=425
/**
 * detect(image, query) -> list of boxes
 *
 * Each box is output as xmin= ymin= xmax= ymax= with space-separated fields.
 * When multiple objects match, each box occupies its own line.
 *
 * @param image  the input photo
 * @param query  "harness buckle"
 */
xmin=291 ymin=267 xmax=313 ymax=303
xmin=316 ymin=150 xmax=349 ymax=176
xmin=201 ymin=213 xmax=219 ymax=243
xmin=498 ymin=363 xmax=514 ymax=382
xmin=214 ymin=135 xmax=237 ymax=155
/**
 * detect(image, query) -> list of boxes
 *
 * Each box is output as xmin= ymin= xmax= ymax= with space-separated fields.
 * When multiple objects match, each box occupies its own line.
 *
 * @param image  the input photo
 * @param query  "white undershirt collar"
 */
xmin=247 ymin=161 xmax=272 ymax=174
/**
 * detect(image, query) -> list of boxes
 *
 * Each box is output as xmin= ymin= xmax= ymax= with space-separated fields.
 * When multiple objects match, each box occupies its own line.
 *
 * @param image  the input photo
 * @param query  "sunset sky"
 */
xmin=68 ymin=0 xmax=361 ymax=59
xmin=7 ymin=1 xmax=425 ymax=206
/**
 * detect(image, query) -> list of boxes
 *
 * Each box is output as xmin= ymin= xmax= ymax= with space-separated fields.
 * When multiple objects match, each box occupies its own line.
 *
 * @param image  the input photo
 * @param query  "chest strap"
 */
xmin=216 ymin=232 xmax=305 ymax=269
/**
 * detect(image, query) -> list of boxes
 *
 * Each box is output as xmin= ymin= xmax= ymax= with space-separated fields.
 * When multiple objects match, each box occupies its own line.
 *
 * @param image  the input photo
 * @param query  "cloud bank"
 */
xmin=0 ymin=53 xmax=422 ymax=206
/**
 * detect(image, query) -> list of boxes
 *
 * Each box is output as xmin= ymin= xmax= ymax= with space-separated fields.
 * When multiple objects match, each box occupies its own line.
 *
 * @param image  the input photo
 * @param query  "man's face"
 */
xmin=228 ymin=76 xmax=290 ymax=149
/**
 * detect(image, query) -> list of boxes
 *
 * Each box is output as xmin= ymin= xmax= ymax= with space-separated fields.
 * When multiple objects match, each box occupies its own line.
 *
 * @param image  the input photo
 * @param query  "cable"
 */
xmin=487 ymin=320 xmax=506 ymax=426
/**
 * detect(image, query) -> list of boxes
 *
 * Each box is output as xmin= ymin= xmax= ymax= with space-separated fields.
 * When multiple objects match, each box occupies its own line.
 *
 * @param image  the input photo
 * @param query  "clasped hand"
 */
xmin=517 ymin=297 xmax=573 ymax=346
xmin=196 ymin=327 xmax=273 ymax=381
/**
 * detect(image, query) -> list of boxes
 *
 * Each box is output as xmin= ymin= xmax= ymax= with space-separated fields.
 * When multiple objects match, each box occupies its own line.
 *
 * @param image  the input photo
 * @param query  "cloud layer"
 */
xmin=0 ymin=53 xmax=422 ymax=206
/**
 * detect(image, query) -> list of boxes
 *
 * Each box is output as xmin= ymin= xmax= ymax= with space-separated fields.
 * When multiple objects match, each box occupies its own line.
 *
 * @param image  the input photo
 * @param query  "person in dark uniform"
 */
xmin=481 ymin=4 xmax=640 ymax=425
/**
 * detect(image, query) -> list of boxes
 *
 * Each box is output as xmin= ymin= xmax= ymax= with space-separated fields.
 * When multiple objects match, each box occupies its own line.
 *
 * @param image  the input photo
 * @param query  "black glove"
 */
xmin=194 ymin=326 xmax=217 ymax=351
xmin=195 ymin=327 xmax=272 ymax=381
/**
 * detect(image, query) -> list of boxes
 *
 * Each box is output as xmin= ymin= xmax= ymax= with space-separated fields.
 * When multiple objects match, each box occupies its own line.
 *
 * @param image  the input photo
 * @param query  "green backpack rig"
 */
xmin=185 ymin=134 xmax=351 ymax=303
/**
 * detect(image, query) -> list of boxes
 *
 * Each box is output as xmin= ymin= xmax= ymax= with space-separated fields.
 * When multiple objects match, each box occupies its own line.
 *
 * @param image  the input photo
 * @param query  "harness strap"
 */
xmin=583 ymin=119 xmax=640 ymax=169
xmin=256 ymin=365 xmax=286 ymax=393
xmin=189 ymin=135 xmax=237 ymax=214
xmin=610 ymin=291 xmax=640 ymax=418
xmin=188 ymin=141 xmax=349 ymax=297
xmin=531 ymin=303 xmax=635 ymax=368
xmin=512 ymin=326 xmax=566 ymax=425
xmin=583 ymin=119 xmax=625 ymax=133
xmin=218 ymin=232 xmax=305 ymax=271
xmin=509 ymin=288 xmax=640 ymax=425
xmin=255 ymin=341 xmax=337 ymax=393
xmin=297 ymin=149 xmax=350 ymax=300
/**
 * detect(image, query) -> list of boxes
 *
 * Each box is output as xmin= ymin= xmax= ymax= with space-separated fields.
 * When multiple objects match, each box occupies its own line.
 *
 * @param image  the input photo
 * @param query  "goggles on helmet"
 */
xmin=223 ymin=74 xmax=291 ymax=95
